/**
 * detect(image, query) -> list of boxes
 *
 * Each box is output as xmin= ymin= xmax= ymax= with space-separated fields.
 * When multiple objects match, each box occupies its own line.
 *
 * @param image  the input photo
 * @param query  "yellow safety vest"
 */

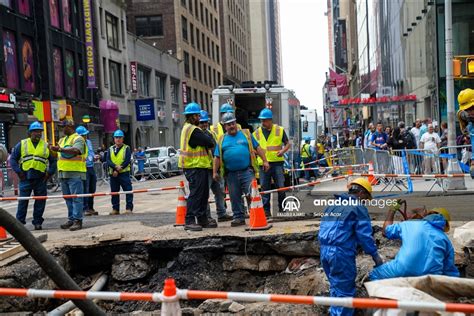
xmin=253 ymin=125 xmax=284 ymax=165
xmin=301 ymin=143 xmax=311 ymax=158
xmin=179 ymin=123 xmax=213 ymax=169
xmin=317 ymin=143 xmax=325 ymax=154
xmin=57 ymin=133 xmax=87 ymax=172
xmin=20 ymin=138 xmax=49 ymax=173
xmin=109 ymin=144 xmax=130 ymax=174
xmin=217 ymin=129 xmax=259 ymax=178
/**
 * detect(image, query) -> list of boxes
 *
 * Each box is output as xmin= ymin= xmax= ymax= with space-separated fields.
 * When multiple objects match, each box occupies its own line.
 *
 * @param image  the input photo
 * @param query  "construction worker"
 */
xmin=107 ymin=130 xmax=133 ymax=215
xmin=76 ymin=126 xmax=98 ymax=216
xmin=253 ymin=108 xmax=291 ymax=218
xmin=179 ymin=102 xmax=216 ymax=231
xmin=10 ymin=121 xmax=56 ymax=230
xmin=301 ymin=136 xmax=315 ymax=180
xmin=369 ymin=206 xmax=459 ymax=280
xmin=199 ymin=110 xmax=232 ymax=222
xmin=213 ymin=112 xmax=269 ymax=226
xmin=210 ymin=103 xmax=241 ymax=139
xmin=49 ymin=120 xmax=87 ymax=231
xmin=318 ymin=177 xmax=383 ymax=316
xmin=457 ymin=88 xmax=474 ymax=178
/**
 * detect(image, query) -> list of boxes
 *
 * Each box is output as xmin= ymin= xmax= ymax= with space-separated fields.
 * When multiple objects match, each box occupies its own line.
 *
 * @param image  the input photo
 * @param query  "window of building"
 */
xmin=204 ymin=93 xmax=208 ymax=107
xmin=192 ymin=56 xmax=196 ymax=79
xmin=216 ymin=45 xmax=220 ymax=64
xmin=214 ymin=18 xmax=218 ymax=37
xmin=137 ymin=66 xmax=150 ymax=96
xmin=62 ymin=0 xmax=72 ymax=33
xmin=171 ymin=80 xmax=179 ymax=104
xmin=200 ymin=2 xmax=204 ymax=24
xmin=123 ymin=64 xmax=128 ymax=91
xmin=106 ymin=12 xmax=119 ymax=49
xmin=193 ymin=88 xmax=198 ymax=102
xmin=202 ymin=33 xmax=205 ymax=55
xmin=21 ymin=36 xmax=35 ymax=93
xmin=181 ymin=16 xmax=188 ymax=41
xmin=53 ymin=47 xmax=63 ymax=96
xmin=211 ymin=42 xmax=215 ymax=61
xmin=203 ymin=62 xmax=207 ymax=84
xmin=217 ymin=71 xmax=221 ymax=85
xmin=50 ymin=0 xmax=60 ymax=28
xmin=207 ymin=37 xmax=210 ymax=58
xmin=155 ymin=73 xmax=166 ymax=101
xmin=135 ymin=15 xmax=163 ymax=37
xmin=121 ymin=19 xmax=125 ymax=46
xmin=195 ymin=0 xmax=198 ymax=19
xmin=189 ymin=0 xmax=192 ymax=13
xmin=190 ymin=23 xmax=194 ymax=46
xmin=196 ymin=29 xmax=200 ymax=51
xmin=3 ymin=30 xmax=19 ymax=89
xmin=109 ymin=60 xmax=121 ymax=95
xmin=212 ymin=69 xmax=216 ymax=88
xmin=18 ymin=0 xmax=30 ymax=16
xmin=199 ymin=90 xmax=203 ymax=104
xmin=208 ymin=65 xmax=211 ymax=86
xmin=102 ymin=57 xmax=108 ymax=87
xmin=205 ymin=8 xmax=209 ymax=28
xmin=65 ymin=50 xmax=76 ymax=98
xmin=181 ymin=0 xmax=186 ymax=7
xmin=198 ymin=60 xmax=202 ymax=81
xmin=183 ymin=51 xmax=190 ymax=76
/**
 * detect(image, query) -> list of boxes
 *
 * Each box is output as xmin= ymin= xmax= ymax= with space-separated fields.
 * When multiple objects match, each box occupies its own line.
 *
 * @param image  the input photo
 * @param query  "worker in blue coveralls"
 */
xmin=369 ymin=206 xmax=459 ymax=280
xmin=318 ymin=177 xmax=383 ymax=316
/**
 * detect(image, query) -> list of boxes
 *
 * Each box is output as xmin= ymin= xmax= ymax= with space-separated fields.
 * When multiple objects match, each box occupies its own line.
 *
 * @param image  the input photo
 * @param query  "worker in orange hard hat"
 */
xmin=318 ymin=177 xmax=382 ymax=316
xmin=457 ymin=88 xmax=474 ymax=178
xmin=370 ymin=204 xmax=459 ymax=281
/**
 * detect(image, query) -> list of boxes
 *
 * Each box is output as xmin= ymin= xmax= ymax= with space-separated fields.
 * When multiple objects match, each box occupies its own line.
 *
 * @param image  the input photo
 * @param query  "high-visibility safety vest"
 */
xmin=57 ymin=133 xmax=87 ymax=173
xmin=210 ymin=123 xmax=242 ymax=141
xmin=109 ymin=144 xmax=130 ymax=174
xmin=178 ymin=123 xmax=213 ymax=169
xmin=253 ymin=125 xmax=284 ymax=165
xmin=301 ymin=143 xmax=311 ymax=158
xmin=217 ymin=129 xmax=259 ymax=178
xmin=317 ymin=143 xmax=325 ymax=154
xmin=20 ymin=138 xmax=49 ymax=173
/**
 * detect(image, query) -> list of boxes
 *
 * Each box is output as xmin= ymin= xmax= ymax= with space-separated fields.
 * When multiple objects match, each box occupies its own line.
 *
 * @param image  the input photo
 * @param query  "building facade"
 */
xmin=249 ymin=0 xmax=282 ymax=84
xmin=127 ymin=33 xmax=183 ymax=148
xmin=126 ymin=0 xmax=223 ymax=114
xmin=218 ymin=0 xmax=252 ymax=85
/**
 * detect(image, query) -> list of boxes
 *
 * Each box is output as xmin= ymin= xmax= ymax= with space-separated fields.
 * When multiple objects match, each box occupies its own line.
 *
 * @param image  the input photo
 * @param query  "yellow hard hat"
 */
xmin=458 ymin=88 xmax=474 ymax=111
xmin=348 ymin=177 xmax=373 ymax=197
xmin=431 ymin=207 xmax=451 ymax=232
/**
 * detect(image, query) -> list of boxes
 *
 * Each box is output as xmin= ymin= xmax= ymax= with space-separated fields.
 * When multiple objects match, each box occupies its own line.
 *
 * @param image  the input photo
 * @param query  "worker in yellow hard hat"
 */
xmin=370 ymin=204 xmax=458 ymax=281
xmin=318 ymin=177 xmax=382 ymax=315
xmin=457 ymin=88 xmax=474 ymax=178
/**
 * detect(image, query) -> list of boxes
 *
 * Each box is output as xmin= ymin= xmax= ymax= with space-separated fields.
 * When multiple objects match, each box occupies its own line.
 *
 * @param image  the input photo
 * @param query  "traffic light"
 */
xmin=467 ymin=57 xmax=474 ymax=77
xmin=453 ymin=55 xmax=474 ymax=79
xmin=453 ymin=59 xmax=461 ymax=78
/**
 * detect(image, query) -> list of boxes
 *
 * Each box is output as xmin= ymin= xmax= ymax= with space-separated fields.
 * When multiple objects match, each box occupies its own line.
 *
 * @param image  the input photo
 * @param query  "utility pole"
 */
xmin=445 ymin=0 xmax=465 ymax=189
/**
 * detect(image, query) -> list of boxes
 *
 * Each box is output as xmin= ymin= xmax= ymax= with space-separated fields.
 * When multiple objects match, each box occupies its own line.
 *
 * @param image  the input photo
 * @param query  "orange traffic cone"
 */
xmin=0 ymin=226 xmax=8 ymax=241
xmin=347 ymin=165 xmax=353 ymax=176
xmin=174 ymin=181 xmax=186 ymax=227
xmin=368 ymin=161 xmax=377 ymax=185
xmin=246 ymin=179 xmax=272 ymax=231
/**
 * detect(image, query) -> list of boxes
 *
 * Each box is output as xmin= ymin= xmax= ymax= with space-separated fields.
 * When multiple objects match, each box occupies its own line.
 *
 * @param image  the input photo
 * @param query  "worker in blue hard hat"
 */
xmin=210 ymin=103 xmax=242 ymax=140
xmin=49 ymin=119 xmax=87 ymax=231
xmin=179 ymin=102 xmax=216 ymax=231
xmin=76 ymin=126 xmax=98 ymax=217
xmin=301 ymin=136 xmax=315 ymax=181
xmin=107 ymin=129 xmax=133 ymax=215
xmin=199 ymin=110 xmax=232 ymax=222
xmin=10 ymin=121 xmax=57 ymax=230
xmin=252 ymin=108 xmax=291 ymax=219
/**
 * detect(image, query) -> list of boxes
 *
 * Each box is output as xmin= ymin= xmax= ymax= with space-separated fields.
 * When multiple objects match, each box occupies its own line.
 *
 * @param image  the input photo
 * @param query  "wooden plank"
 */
xmin=0 ymin=234 xmax=48 ymax=261
xmin=98 ymin=233 xmax=123 ymax=243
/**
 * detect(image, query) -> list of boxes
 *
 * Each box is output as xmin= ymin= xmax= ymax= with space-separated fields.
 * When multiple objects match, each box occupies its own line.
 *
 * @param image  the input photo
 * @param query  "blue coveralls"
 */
xmin=318 ymin=194 xmax=379 ymax=316
xmin=369 ymin=214 xmax=459 ymax=280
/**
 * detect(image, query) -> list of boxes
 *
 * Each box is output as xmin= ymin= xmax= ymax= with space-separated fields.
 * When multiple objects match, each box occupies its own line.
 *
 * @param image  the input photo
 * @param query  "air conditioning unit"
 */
xmin=172 ymin=110 xmax=179 ymax=123
xmin=158 ymin=110 xmax=166 ymax=121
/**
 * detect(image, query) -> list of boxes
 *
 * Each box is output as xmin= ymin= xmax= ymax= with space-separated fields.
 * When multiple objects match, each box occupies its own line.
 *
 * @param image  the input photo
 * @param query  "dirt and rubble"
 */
xmin=0 ymin=220 xmax=472 ymax=315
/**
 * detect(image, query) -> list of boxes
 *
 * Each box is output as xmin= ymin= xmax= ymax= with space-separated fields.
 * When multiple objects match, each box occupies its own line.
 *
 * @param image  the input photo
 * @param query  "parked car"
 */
xmin=133 ymin=146 xmax=180 ymax=178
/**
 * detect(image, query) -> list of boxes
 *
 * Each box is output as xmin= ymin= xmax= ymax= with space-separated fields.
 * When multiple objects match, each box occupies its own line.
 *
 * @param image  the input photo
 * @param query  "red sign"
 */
xmin=182 ymin=81 xmax=187 ymax=104
xmin=130 ymin=62 xmax=138 ymax=93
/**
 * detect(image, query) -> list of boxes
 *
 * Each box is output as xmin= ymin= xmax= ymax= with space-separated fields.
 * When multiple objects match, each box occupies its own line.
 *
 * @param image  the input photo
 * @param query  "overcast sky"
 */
xmin=280 ymin=0 xmax=328 ymax=116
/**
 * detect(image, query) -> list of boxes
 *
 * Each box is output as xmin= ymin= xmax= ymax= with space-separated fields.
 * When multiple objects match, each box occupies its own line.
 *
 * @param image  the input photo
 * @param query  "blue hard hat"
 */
xmin=199 ymin=110 xmax=209 ymax=122
xmin=258 ymin=108 xmax=273 ymax=120
xmin=183 ymin=102 xmax=202 ymax=115
xmin=304 ymin=136 xmax=312 ymax=141
xmin=29 ymin=121 xmax=43 ymax=131
xmin=76 ymin=126 xmax=89 ymax=136
xmin=113 ymin=130 xmax=125 ymax=138
xmin=220 ymin=103 xmax=234 ymax=113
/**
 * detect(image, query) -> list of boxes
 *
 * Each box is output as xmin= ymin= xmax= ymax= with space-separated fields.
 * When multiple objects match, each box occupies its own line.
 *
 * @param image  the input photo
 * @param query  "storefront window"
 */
xmin=3 ymin=30 xmax=19 ymax=89
xmin=53 ymin=47 xmax=64 ymax=96
xmin=21 ymin=36 xmax=35 ymax=93
xmin=62 ymin=0 xmax=72 ymax=33
xmin=18 ymin=0 xmax=30 ymax=16
xmin=65 ymin=50 xmax=76 ymax=98
xmin=49 ymin=0 xmax=60 ymax=28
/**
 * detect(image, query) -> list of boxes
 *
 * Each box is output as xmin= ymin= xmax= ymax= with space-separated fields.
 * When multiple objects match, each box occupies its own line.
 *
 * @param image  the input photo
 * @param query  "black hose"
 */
xmin=0 ymin=208 xmax=105 ymax=316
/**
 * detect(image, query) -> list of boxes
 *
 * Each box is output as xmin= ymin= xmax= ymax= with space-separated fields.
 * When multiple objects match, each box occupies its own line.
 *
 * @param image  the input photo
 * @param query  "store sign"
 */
xmin=182 ymin=81 xmax=187 ymax=104
xmin=0 ymin=91 xmax=15 ymax=109
xmin=83 ymin=0 xmax=96 ymax=88
xmin=130 ymin=62 xmax=138 ymax=93
xmin=135 ymin=98 xmax=155 ymax=121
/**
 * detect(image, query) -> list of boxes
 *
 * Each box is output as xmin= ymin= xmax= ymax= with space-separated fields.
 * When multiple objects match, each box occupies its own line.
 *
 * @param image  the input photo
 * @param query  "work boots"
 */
xmin=69 ymin=220 xmax=82 ymax=231
xmin=60 ymin=220 xmax=74 ymax=229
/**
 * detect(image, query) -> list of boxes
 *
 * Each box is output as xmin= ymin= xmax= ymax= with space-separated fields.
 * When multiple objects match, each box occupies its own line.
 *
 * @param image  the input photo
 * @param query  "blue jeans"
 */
xmin=207 ymin=171 xmax=227 ymax=218
xmin=16 ymin=178 xmax=47 ymax=225
xmin=60 ymin=177 xmax=84 ymax=221
xmin=260 ymin=164 xmax=285 ymax=216
xmin=184 ymin=168 xmax=209 ymax=224
xmin=110 ymin=172 xmax=133 ymax=211
xmin=225 ymin=168 xmax=254 ymax=221
xmin=83 ymin=166 xmax=97 ymax=211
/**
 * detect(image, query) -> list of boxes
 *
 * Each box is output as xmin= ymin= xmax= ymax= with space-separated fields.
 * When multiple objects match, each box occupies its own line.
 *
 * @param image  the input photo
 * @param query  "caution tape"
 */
xmin=259 ymin=175 xmax=347 ymax=195
xmin=0 ymin=185 xmax=182 ymax=202
xmin=349 ymin=173 xmax=471 ymax=179
xmin=0 ymin=287 xmax=473 ymax=313
xmin=288 ymin=163 xmax=369 ymax=172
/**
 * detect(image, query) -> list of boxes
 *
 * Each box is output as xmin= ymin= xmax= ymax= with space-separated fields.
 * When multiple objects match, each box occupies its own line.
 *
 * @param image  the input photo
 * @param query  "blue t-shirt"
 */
xmin=371 ymin=131 xmax=388 ymax=149
xmin=214 ymin=130 xmax=259 ymax=171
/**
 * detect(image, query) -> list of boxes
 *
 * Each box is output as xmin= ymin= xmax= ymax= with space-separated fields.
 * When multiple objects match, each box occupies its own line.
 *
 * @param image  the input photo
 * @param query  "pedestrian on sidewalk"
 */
xmin=10 ymin=122 xmax=56 ymax=230
xmin=135 ymin=147 xmax=146 ymax=181
xmin=420 ymin=124 xmax=441 ymax=174
xmin=49 ymin=120 xmax=87 ymax=231
xmin=213 ymin=112 xmax=269 ymax=227
xmin=107 ymin=130 xmax=133 ymax=215
xmin=178 ymin=102 xmax=216 ymax=231
xmin=76 ymin=126 xmax=98 ymax=216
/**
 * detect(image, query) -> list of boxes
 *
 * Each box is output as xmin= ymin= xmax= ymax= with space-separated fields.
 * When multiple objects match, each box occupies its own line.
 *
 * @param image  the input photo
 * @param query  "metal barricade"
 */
xmin=439 ymin=145 xmax=472 ymax=170
xmin=363 ymin=148 xmax=377 ymax=169
xmin=94 ymin=162 xmax=109 ymax=186
xmin=1 ymin=167 xmax=18 ymax=196
xmin=373 ymin=149 xmax=392 ymax=174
